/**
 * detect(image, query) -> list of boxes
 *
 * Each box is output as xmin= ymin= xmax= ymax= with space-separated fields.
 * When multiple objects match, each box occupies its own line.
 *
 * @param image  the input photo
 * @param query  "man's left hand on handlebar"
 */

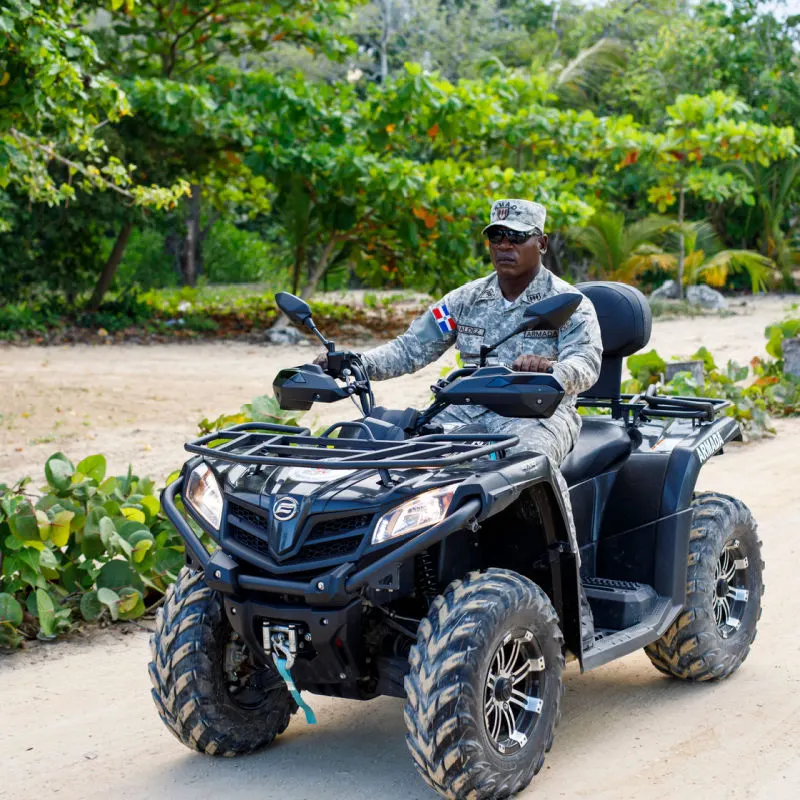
xmin=512 ymin=354 xmax=553 ymax=373
xmin=313 ymin=353 xmax=328 ymax=369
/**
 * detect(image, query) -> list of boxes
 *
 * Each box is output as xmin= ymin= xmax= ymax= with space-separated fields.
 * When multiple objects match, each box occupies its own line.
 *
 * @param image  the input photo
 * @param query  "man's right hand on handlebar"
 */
xmin=313 ymin=352 xmax=328 ymax=369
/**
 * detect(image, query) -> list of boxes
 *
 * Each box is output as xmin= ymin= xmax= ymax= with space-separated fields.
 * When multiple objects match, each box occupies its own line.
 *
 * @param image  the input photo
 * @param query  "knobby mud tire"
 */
xmin=404 ymin=568 xmax=564 ymax=800
xmin=148 ymin=567 xmax=295 ymax=756
xmin=645 ymin=492 xmax=764 ymax=681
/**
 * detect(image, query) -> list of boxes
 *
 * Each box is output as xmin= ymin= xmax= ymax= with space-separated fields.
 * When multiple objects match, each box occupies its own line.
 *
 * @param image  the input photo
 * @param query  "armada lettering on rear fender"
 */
xmin=696 ymin=431 xmax=725 ymax=463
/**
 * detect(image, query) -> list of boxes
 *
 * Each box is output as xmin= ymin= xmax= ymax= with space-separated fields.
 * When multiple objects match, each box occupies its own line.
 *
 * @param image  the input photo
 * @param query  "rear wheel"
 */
xmin=149 ymin=567 xmax=295 ymax=755
xmin=404 ymin=569 xmax=564 ymax=800
xmin=645 ymin=492 xmax=764 ymax=681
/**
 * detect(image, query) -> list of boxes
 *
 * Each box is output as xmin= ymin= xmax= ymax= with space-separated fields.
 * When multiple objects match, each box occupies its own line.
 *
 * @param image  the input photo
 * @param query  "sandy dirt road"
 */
xmin=2 ymin=295 xmax=800 ymax=799
xmin=0 ymin=294 xmax=797 ymax=486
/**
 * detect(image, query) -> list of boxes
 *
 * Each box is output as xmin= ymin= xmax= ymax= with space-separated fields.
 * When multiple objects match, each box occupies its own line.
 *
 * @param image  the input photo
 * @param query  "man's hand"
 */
xmin=512 ymin=354 xmax=553 ymax=373
xmin=313 ymin=352 xmax=328 ymax=369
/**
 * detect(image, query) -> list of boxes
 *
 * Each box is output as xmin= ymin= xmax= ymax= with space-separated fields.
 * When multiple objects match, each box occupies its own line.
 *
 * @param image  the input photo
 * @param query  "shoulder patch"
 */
xmin=431 ymin=302 xmax=456 ymax=333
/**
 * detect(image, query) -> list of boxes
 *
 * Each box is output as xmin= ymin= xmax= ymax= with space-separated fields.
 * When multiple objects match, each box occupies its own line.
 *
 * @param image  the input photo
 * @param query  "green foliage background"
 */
xmin=1 ymin=0 xmax=800 ymax=313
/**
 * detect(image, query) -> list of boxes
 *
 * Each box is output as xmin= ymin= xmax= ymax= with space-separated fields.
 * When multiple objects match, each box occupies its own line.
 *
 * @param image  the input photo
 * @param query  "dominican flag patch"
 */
xmin=431 ymin=302 xmax=456 ymax=334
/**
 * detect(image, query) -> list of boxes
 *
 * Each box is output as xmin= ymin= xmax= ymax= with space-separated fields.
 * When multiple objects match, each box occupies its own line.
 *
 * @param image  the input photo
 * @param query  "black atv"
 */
xmin=149 ymin=282 xmax=763 ymax=799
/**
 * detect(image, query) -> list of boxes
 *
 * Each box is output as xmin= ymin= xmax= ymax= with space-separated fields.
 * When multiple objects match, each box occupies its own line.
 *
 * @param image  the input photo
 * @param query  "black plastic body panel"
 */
xmin=436 ymin=366 xmax=565 ymax=418
xmin=273 ymin=364 xmax=348 ymax=411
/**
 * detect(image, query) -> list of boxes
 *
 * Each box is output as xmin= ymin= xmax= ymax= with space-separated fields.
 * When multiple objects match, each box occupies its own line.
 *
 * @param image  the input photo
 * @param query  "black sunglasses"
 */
xmin=487 ymin=227 xmax=542 ymax=245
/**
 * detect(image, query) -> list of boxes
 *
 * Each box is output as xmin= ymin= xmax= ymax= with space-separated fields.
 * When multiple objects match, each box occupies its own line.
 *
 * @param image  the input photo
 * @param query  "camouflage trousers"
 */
xmin=437 ymin=407 xmax=580 ymax=566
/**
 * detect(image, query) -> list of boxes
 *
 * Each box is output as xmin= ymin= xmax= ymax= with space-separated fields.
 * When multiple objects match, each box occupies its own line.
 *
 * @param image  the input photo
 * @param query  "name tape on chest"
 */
xmin=431 ymin=302 xmax=456 ymax=334
xmin=523 ymin=330 xmax=558 ymax=338
xmin=458 ymin=325 xmax=485 ymax=337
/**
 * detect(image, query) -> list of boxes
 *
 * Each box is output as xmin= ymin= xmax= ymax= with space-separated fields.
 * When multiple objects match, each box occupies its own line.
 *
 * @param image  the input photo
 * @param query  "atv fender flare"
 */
xmin=451 ymin=454 xmax=583 ymax=660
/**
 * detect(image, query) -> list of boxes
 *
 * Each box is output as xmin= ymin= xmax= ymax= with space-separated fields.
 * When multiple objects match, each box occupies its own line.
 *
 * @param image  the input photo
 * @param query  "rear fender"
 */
xmin=661 ymin=416 xmax=741 ymax=516
xmin=452 ymin=455 xmax=583 ymax=662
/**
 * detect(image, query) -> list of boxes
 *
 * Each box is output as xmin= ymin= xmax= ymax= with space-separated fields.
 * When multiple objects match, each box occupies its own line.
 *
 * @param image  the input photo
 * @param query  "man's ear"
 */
xmin=538 ymin=234 xmax=549 ymax=252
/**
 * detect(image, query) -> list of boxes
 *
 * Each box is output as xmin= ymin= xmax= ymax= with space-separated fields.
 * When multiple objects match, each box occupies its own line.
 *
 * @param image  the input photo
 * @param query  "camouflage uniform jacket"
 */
xmin=362 ymin=268 xmax=603 ymax=449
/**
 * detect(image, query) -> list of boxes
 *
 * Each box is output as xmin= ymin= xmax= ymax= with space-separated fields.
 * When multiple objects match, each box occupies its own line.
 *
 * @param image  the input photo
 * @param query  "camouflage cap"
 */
xmin=482 ymin=199 xmax=546 ymax=235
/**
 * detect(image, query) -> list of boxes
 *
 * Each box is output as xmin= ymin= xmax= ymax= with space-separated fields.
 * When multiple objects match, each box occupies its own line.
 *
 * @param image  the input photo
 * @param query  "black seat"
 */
xmin=561 ymin=419 xmax=634 ymax=485
xmin=576 ymin=281 xmax=652 ymax=401
xmin=559 ymin=282 xmax=651 ymax=485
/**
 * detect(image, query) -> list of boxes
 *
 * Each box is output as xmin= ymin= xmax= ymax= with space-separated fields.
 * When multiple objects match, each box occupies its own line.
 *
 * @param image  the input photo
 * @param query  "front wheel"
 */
xmin=149 ymin=567 xmax=296 ymax=755
xmin=645 ymin=492 xmax=764 ymax=681
xmin=404 ymin=569 xmax=564 ymax=800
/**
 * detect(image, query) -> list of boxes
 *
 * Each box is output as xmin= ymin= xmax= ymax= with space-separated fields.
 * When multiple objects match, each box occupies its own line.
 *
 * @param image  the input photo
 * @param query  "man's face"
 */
xmin=488 ymin=228 xmax=548 ymax=281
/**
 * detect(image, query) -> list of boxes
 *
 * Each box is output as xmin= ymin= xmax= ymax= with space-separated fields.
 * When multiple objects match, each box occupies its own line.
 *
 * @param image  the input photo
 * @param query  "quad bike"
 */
xmin=149 ymin=281 xmax=763 ymax=799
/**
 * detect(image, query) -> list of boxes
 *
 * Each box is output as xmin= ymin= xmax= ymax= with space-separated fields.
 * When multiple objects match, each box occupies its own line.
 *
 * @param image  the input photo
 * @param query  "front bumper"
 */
xmin=162 ymin=476 xmax=481 ymax=606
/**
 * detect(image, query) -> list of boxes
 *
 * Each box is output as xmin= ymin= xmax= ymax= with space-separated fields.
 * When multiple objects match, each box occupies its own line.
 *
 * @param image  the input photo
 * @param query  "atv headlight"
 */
xmin=372 ymin=485 xmax=457 ymax=546
xmin=184 ymin=463 xmax=223 ymax=530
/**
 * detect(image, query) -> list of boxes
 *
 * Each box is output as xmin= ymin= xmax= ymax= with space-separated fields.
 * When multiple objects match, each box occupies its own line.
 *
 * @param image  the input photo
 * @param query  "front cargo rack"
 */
xmin=185 ymin=422 xmax=519 ymax=470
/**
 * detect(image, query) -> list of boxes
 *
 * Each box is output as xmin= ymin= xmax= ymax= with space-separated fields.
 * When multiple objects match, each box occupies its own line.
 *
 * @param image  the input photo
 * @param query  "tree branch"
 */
xmin=9 ymin=129 xmax=136 ymax=201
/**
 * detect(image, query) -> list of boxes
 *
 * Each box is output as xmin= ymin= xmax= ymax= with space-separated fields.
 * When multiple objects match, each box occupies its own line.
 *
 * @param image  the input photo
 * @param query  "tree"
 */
xmin=0 ymin=0 xmax=187 ymax=231
xmin=655 ymin=220 xmax=777 ymax=293
xmin=570 ymin=212 xmax=673 ymax=283
xmin=725 ymin=159 xmax=800 ymax=290
xmin=627 ymin=92 xmax=795 ymax=297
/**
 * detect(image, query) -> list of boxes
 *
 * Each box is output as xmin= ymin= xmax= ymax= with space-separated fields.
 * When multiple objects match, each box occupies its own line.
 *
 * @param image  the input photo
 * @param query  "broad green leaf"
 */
xmin=45 ymin=453 xmax=75 ymax=492
xmin=132 ymin=539 xmax=153 ymax=563
xmin=121 ymin=507 xmax=146 ymax=524
xmin=76 ymin=454 xmax=106 ymax=484
xmin=36 ymin=589 xmax=56 ymax=638
xmin=97 ymin=560 xmax=140 ymax=591
xmin=0 ymin=593 xmax=23 ymax=626
xmin=117 ymin=588 xmax=145 ymax=620
xmin=140 ymin=495 xmax=160 ymax=520
xmin=96 ymin=587 xmax=120 ymax=620
xmin=35 ymin=510 xmax=51 ymax=541
xmin=80 ymin=591 xmax=103 ymax=622
xmin=49 ymin=510 xmax=74 ymax=547
xmin=153 ymin=548 xmax=184 ymax=578
xmin=8 ymin=502 xmax=38 ymax=542
xmin=39 ymin=548 xmax=59 ymax=571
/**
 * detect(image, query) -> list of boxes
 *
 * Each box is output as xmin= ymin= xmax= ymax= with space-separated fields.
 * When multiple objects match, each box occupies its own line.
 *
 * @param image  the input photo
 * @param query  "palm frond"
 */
xmin=697 ymin=250 xmax=777 ymax=293
xmin=555 ymin=38 xmax=627 ymax=104
xmin=623 ymin=215 xmax=673 ymax=252
xmin=571 ymin=212 xmax=626 ymax=275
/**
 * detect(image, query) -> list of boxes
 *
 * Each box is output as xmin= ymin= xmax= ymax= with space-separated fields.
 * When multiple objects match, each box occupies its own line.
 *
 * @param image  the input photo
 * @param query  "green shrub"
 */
xmin=116 ymin=227 xmax=178 ymax=290
xmin=0 ymin=453 xmax=189 ymax=647
xmin=203 ymin=221 xmax=286 ymax=284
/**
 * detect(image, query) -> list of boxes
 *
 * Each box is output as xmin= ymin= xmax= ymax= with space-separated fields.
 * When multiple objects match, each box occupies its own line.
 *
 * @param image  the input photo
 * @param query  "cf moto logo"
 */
xmin=273 ymin=497 xmax=299 ymax=521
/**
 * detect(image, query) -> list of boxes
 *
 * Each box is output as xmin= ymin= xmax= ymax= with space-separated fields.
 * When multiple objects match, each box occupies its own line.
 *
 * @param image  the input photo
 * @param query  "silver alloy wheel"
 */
xmin=483 ymin=630 xmax=545 ymax=754
xmin=713 ymin=538 xmax=750 ymax=638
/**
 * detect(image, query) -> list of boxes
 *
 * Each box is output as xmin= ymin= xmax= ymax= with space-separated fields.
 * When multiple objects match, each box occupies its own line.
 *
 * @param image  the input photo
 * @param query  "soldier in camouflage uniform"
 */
xmin=318 ymin=199 xmax=603 ymax=644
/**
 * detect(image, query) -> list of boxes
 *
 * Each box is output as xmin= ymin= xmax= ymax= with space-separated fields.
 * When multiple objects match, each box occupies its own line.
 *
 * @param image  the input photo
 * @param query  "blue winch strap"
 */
xmin=273 ymin=655 xmax=317 ymax=725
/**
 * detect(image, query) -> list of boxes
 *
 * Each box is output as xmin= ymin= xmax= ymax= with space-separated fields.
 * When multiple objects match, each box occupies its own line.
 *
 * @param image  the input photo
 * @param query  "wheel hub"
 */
xmin=713 ymin=538 xmax=750 ymax=639
xmin=483 ymin=631 xmax=545 ymax=755
xmin=494 ymin=677 xmax=513 ymax=703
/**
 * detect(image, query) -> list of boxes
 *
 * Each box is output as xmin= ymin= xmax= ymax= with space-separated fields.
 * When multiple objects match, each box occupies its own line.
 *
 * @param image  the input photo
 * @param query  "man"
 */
xmin=319 ymin=199 xmax=603 ymax=646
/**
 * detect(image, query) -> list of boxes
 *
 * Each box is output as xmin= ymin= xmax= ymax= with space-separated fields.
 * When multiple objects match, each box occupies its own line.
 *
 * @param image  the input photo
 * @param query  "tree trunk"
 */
xmin=677 ymin=186 xmax=686 ymax=300
xmin=379 ymin=0 xmax=391 ymax=83
xmin=299 ymin=236 xmax=341 ymax=300
xmin=87 ymin=221 xmax=134 ymax=311
xmin=181 ymin=184 xmax=202 ymax=287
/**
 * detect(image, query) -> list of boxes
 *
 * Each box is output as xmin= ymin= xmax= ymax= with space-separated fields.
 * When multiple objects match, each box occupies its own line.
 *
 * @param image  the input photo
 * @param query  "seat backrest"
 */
xmin=576 ymin=281 xmax=652 ymax=399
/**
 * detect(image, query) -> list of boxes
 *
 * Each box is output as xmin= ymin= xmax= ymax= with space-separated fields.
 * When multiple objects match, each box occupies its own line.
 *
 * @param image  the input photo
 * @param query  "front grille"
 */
xmin=230 ymin=524 xmax=269 ymax=557
xmin=307 ymin=514 xmax=373 ymax=541
xmin=299 ymin=535 xmax=363 ymax=561
xmin=226 ymin=503 xmax=374 ymax=569
xmin=228 ymin=501 xmax=268 ymax=533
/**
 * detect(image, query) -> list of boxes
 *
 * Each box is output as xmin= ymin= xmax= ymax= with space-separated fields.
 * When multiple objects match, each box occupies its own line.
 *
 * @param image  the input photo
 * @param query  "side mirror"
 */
xmin=523 ymin=293 xmax=583 ymax=330
xmin=275 ymin=292 xmax=313 ymax=327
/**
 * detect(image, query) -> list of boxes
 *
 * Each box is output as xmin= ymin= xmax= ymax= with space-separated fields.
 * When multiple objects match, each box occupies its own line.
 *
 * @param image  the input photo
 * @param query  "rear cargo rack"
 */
xmin=185 ymin=422 xmax=518 ymax=470
xmin=578 ymin=392 xmax=731 ymax=425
